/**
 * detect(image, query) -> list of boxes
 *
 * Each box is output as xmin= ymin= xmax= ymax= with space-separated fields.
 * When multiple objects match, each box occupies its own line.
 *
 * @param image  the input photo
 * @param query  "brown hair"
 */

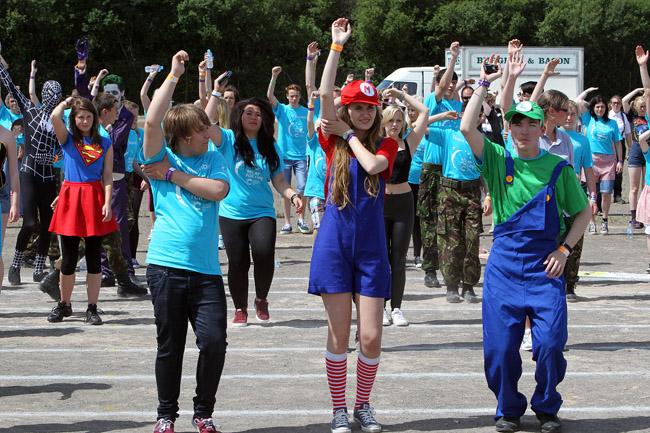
xmin=329 ymin=104 xmax=383 ymax=209
xmin=162 ymin=104 xmax=211 ymax=153
xmin=70 ymin=97 xmax=103 ymax=145
xmin=123 ymin=99 xmax=139 ymax=113
xmin=537 ymin=89 xmax=569 ymax=116
xmin=285 ymin=84 xmax=301 ymax=94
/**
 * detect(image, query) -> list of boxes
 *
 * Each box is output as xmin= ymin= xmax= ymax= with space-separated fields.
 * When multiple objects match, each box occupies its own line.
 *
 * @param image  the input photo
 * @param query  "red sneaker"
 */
xmin=255 ymin=298 xmax=269 ymax=322
xmin=153 ymin=418 xmax=174 ymax=433
xmin=231 ymin=308 xmax=248 ymax=327
xmin=192 ymin=417 xmax=221 ymax=433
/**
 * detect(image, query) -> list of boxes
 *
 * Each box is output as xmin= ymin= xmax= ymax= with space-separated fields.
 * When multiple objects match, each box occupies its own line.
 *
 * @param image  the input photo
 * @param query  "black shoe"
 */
xmin=33 ymin=270 xmax=48 ymax=283
xmin=101 ymin=274 xmax=116 ymax=287
xmin=495 ymin=416 xmax=520 ymax=432
xmin=85 ymin=304 xmax=103 ymax=325
xmin=117 ymin=274 xmax=148 ymax=297
xmin=129 ymin=274 xmax=147 ymax=288
xmin=446 ymin=289 xmax=462 ymax=303
xmin=537 ymin=413 xmax=561 ymax=433
xmin=8 ymin=266 xmax=20 ymax=285
xmin=424 ymin=271 xmax=441 ymax=288
xmin=462 ymin=287 xmax=479 ymax=303
xmin=39 ymin=270 xmax=61 ymax=301
xmin=47 ymin=301 xmax=72 ymax=323
xmin=22 ymin=256 xmax=35 ymax=268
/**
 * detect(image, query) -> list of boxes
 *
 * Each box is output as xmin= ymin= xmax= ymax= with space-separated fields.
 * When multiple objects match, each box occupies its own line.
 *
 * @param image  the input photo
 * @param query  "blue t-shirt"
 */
xmin=217 ymin=128 xmax=284 ymax=220
xmin=303 ymin=133 xmax=326 ymax=200
xmin=643 ymin=149 xmax=650 ymax=184
xmin=423 ymin=94 xmax=463 ymax=130
xmin=581 ymin=112 xmax=622 ymax=155
xmin=125 ymin=128 xmax=143 ymax=173
xmin=274 ymin=103 xmax=308 ymax=160
xmin=0 ymin=102 xmax=21 ymax=130
xmin=422 ymin=134 xmax=442 ymax=165
xmin=139 ymin=145 xmax=229 ymax=275
xmin=408 ymin=134 xmax=426 ymax=184
xmin=427 ymin=127 xmax=481 ymax=181
xmin=61 ymin=131 xmax=112 ymax=182
xmin=564 ymin=129 xmax=593 ymax=175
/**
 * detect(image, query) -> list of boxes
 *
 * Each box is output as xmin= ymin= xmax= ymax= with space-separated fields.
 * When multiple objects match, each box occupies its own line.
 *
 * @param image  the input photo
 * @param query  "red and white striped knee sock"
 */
xmin=325 ymin=351 xmax=347 ymax=412
xmin=354 ymin=351 xmax=380 ymax=409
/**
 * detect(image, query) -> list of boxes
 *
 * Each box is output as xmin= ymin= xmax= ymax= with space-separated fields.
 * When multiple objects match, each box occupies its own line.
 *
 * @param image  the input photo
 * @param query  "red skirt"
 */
xmin=49 ymin=181 xmax=118 ymax=237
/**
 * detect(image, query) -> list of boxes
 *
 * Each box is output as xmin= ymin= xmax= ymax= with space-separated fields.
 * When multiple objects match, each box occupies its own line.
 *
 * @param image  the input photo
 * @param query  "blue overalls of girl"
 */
xmin=475 ymin=101 xmax=589 ymax=433
xmin=308 ymin=16 xmax=397 ymax=433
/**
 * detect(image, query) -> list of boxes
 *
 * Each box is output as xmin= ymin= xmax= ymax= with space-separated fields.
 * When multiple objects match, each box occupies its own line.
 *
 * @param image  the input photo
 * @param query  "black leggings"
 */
xmin=16 ymin=172 xmax=56 ymax=255
xmin=60 ymin=235 xmax=102 ymax=275
xmin=219 ymin=216 xmax=276 ymax=310
xmin=384 ymin=192 xmax=414 ymax=310
xmin=409 ymin=183 xmax=422 ymax=257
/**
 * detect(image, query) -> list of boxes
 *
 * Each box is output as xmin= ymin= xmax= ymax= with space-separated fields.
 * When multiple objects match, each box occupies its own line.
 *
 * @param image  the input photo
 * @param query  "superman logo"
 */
xmin=75 ymin=141 xmax=104 ymax=166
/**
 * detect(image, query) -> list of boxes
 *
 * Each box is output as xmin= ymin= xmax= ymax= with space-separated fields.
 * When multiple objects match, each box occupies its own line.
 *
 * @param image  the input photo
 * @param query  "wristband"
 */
xmin=477 ymin=79 xmax=491 ymax=88
xmin=199 ymin=72 xmax=207 ymax=78
xmin=290 ymin=193 xmax=299 ymax=205
xmin=30 ymin=75 xmax=35 ymax=79
xmin=557 ymin=245 xmax=570 ymax=257
xmin=330 ymin=43 xmax=344 ymax=53
xmin=166 ymin=74 xmax=179 ymax=83
xmin=165 ymin=167 xmax=176 ymax=182
xmin=589 ymin=193 xmax=597 ymax=201
xmin=212 ymin=90 xmax=222 ymax=98
xmin=146 ymin=77 xmax=154 ymax=82
xmin=306 ymin=55 xmax=314 ymax=61
xmin=365 ymin=79 xmax=373 ymax=84
xmin=199 ymin=79 xmax=205 ymax=83
xmin=342 ymin=129 xmax=356 ymax=142
xmin=308 ymin=107 xmax=314 ymax=111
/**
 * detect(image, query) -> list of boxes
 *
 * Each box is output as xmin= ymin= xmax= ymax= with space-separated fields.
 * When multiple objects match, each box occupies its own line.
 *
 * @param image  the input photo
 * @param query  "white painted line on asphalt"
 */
xmin=1 ymin=371 xmax=647 ymax=381
xmin=0 ymin=406 xmax=649 ymax=418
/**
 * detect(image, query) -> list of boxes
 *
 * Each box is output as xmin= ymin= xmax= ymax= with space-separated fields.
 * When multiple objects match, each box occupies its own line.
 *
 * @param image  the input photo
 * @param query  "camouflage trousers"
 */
xmin=100 ymin=230 xmax=129 ymax=276
xmin=437 ymin=180 xmax=482 ymax=287
xmin=563 ymin=215 xmax=584 ymax=293
xmin=418 ymin=163 xmax=441 ymax=272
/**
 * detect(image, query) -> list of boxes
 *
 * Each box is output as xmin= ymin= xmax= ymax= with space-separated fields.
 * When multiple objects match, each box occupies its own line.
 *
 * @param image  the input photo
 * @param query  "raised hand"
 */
xmin=480 ymin=55 xmax=502 ymax=82
xmin=383 ymin=88 xmax=403 ymax=100
xmin=636 ymin=45 xmax=649 ymax=65
xmin=449 ymin=41 xmax=461 ymax=57
xmin=171 ymin=50 xmax=189 ymax=77
xmin=345 ymin=73 xmax=354 ymax=85
xmin=365 ymin=67 xmax=375 ymax=81
xmin=321 ymin=118 xmax=352 ymax=137
xmin=508 ymin=51 xmax=526 ymax=78
xmin=543 ymin=58 xmax=560 ymax=77
xmin=309 ymin=90 xmax=319 ymax=102
xmin=30 ymin=60 xmax=37 ymax=74
xmin=507 ymin=39 xmax=522 ymax=54
xmin=75 ymin=35 xmax=89 ymax=60
xmin=97 ymin=69 xmax=109 ymax=81
xmin=331 ymin=18 xmax=352 ymax=45
xmin=307 ymin=41 xmax=320 ymax=58
xmin=198 ymin=60 xmax=207 ymax=72
xmin=433 ymin=65 xmax=441 ymax=75
xmin=271 ymin=66 xmax=282 ymax=77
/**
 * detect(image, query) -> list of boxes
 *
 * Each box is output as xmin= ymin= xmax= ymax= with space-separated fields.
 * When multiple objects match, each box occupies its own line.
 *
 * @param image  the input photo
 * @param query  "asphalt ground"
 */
xmin=0 ymin=193 xmax=649 ymax=433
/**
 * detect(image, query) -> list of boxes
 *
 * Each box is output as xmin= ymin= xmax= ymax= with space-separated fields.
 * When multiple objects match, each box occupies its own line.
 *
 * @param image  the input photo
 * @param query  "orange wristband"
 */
xmin=166 ymin=73 xmax=179 ymax=83
xmin=330 ymin=43 xmax=344 ymax=53
xmin=557 ymin=245 xmax=570 ymax=257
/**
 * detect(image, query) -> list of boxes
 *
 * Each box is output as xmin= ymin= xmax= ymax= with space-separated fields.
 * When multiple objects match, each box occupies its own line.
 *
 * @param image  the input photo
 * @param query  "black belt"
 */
xmin=440 ymin=176 xmax=481 ymax=191
xmin=422 ymin=163 xmax=442 ymax=172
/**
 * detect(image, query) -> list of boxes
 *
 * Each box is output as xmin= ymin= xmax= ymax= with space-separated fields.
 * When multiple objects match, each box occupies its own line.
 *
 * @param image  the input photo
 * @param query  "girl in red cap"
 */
xmin=308 ymin=18 xmax=397 ymax=433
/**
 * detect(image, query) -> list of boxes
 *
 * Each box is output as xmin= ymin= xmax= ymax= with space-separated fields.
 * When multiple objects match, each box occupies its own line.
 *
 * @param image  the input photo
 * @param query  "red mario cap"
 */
xmin=340 ymin=80 xmax=380 ymax=106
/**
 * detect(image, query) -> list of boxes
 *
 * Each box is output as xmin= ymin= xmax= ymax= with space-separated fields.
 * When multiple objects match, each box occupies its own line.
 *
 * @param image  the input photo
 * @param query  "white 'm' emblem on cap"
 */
xmin=516 ymin=101 xmax=533 ymax=112
xmin=360 ymin=82 xmax=375 ymax=97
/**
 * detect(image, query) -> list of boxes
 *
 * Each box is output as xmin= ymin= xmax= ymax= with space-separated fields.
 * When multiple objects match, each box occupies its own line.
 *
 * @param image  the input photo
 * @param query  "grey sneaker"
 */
xmin=537 ymin=413 xmax=562 ymax=433
xmin=331 ymin=408 xmax=351 ymax=433
xmin=297 ymin=219 xmax=312 ymax=234
xmin=600 ymin=220 xmax=609 ymax=235
xmin=353 ymin=403 xmax=382 ymax=433
xmin=588 ymin=222 xmax=596 ymax=234
xmin=495 ymin=416 xmax=520 ymax=432
xmin=424 ymin=271 xmax=440 ymax=288
xmin=280 ymin=224 xmax=292 ymax=235
xmin=462 ymin=288 xmax=479 ymax=303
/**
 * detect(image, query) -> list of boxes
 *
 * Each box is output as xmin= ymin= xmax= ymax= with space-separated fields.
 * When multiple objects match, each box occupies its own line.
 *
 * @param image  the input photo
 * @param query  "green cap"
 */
xmin=504 ymin=101 xmax=545 ymax=125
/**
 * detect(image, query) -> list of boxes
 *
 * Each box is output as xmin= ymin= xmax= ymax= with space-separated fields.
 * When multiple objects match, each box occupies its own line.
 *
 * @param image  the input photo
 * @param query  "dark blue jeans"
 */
xmin=147 ymin=264 xmax=228 ymax=421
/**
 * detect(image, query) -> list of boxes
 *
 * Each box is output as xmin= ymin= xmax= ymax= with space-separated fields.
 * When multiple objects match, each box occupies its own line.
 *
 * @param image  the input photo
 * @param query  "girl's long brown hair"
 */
xmin=70 ymin=97 xmax=102 ymax=145
xmin=329 ymin=104 xmax=383 ymax=209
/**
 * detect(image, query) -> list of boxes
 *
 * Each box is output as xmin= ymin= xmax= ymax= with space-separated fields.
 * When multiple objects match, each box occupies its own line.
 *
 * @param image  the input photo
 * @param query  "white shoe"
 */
xmin=414 ymin=256 xmax=422 ymax=269
xmin=588 ymin=222 xmax=597 ymax=235
xmin=391 ymin=308 xmax=409 ymax=326
xmin=382 ymin=308 xmax=392 ymax=326
xmin=78 ymin=257 xmax=87 ymax=271
xmin=520 ymin=329 xmax=533 ymax=352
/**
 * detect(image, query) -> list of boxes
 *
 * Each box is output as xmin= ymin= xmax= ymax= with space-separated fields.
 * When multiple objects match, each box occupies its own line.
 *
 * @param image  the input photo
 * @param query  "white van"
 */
xmin=377 ymin=67 xmax=435 ymax=98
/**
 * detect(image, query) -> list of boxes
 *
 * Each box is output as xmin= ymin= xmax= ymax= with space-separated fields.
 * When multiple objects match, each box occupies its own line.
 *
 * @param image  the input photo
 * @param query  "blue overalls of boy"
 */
xmin=475 ymin=101 xmax=588 ymax=429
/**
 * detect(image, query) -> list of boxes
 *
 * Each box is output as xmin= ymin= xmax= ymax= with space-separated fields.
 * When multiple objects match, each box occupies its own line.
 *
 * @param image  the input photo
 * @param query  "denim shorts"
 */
xmin=283 ymin=159 xmax=307 ymax=194
xmin=629 ymin=141 xmax=646 ymax=168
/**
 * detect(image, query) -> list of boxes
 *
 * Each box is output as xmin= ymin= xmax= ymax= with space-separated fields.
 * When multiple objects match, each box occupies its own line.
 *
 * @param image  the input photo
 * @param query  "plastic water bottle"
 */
xmin=206 ymin=49 xmax=214 ymax=69
xmin=627 ymin=221 xmax=634 ymax=239
xmin=144 ymin=65 xmax=163 ymax=73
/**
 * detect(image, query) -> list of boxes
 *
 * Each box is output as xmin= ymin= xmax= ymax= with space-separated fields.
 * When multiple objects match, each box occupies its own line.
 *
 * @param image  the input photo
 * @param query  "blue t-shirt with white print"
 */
xmin=217 ymin=128 xmax=285 ymax=220
xmin=303 ymin=133 xmax=326 ymax=200
xmin=125 ymin=128 xmax=143 ymax=173
xmin=138 ymin=144 xmax=229 ymax=275
xmin=274 ymin=103 xmax=308 ymax=160
xmin=581 ymin=112 xmax=622 ymax=155
xmin=427 ymin=127 xmax=480 ymax=181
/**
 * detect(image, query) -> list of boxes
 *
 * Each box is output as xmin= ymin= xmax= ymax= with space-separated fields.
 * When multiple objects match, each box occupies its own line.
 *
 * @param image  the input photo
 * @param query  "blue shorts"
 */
xmin=599 ymin=179 xmax=615 ymax=194
xmin=629 ymin=141 xmax=645 ymax=168
xmin=283 ymin=159 xmax=307 ymax=194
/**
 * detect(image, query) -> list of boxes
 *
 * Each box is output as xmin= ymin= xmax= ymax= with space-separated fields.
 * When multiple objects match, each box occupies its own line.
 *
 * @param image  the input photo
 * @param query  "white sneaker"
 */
xmin=600 ymin=220 xmax=609 ymax=235
xmin=382 ymin=308 xmax=392 ymax=326
xmin=78 ymin=257 xmax=87 ymax=271
xmin=391 ymin=308 xmax=409 ymax=326
xmin=588 ymin=222 xmax=597 ymax=234
xmin=414 ymin=256 xmax=422 ymax=269
xmin=520 ymin=329 xmax=533 ymax=351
